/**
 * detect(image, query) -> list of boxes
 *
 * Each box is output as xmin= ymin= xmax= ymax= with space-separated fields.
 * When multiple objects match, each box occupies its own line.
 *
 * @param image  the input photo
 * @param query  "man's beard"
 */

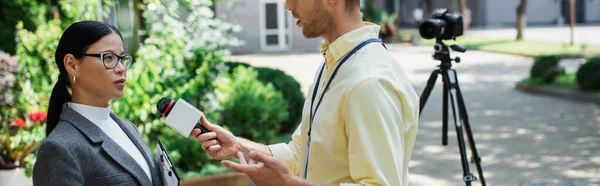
xmin=301 ymin=2 xmax=333 ymax=38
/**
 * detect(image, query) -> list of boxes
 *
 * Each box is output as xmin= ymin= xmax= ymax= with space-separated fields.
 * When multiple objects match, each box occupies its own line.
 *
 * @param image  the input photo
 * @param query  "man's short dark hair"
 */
xmin=346 ymin=0 xmax=360 ymax=11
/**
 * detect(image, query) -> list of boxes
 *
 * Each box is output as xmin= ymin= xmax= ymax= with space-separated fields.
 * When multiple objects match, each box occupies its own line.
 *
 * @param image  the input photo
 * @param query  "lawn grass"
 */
xmin=412 ymin=34 xmax=600 ymax=57
xmin=522 ymin=73 xmax=600 ymax=94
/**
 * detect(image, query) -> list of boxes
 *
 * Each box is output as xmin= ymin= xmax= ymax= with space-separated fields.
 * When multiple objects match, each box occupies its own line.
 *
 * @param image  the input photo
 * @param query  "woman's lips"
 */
xmin=114 ymin=79 xmax=126 ymax=88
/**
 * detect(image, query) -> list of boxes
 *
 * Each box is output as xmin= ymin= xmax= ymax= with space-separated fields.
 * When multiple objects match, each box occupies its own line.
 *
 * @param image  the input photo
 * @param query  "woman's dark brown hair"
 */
xmin=46 ymin=21 xmax=122 ymax=136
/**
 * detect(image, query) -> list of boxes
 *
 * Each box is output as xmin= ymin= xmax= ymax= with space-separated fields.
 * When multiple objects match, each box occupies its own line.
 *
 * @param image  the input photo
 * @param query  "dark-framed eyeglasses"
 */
xmin=83 ymin=52 xmax=133 ymax=69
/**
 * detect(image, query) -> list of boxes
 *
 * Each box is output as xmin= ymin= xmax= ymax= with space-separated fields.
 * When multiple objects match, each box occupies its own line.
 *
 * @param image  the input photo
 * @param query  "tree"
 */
xmin=569 ymin=0 xmax=575 ymax=46
xmin=449 ymin=0 xmax=460 ymax=13
xmin=425 ymin=0 xmax=434 ymax=19
xmin=516 ymin=0 xmax=527 ymax=40
xmin=460 ymin=0 xmax=469 ymax=31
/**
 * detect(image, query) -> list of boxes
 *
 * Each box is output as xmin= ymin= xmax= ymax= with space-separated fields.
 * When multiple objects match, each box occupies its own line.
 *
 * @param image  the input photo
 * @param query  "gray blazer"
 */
xmin=33 ymin=104 xmax=163 ymax=186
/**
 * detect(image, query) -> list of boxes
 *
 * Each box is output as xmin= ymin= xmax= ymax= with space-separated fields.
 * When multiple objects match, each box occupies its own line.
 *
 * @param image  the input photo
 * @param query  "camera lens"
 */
xmin=419 ymin=19 xmax=446 ymax=39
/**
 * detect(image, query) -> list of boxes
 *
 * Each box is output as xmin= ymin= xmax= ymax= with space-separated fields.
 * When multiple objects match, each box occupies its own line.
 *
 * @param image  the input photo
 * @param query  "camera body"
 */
xmin=419 ymin=9 xmax=463 ymax=40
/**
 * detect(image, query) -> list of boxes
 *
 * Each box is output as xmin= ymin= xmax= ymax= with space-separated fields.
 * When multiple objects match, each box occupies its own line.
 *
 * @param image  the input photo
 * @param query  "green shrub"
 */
xmin=15 ymin=19 xmax=64 ymax=114
xmin=576 ymin=57 xmax=600 ymax=91
xmin=530 ymin=55 xmax=565 ymax=83
xmin=224 ymin=62 xmax=305 ymax=133
xmin=216 ymin=66 xmax=289 ymax=144
xmin=223 ymin=61 xmax=251 ymax=74
xmin=254 ymin=67 xmax=305 ymax=133
xmin=0 ymin=0 xmax=51 ymax=55
xmin=361 ymin=0 xmax=382 ymax=24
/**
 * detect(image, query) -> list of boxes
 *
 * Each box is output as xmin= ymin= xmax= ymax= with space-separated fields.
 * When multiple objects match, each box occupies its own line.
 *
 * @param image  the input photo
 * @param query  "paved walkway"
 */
xmin=226 ymin=44 xmax=600 ymax=186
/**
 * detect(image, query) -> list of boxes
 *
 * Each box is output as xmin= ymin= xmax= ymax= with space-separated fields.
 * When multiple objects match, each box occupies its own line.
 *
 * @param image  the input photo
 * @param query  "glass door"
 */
xmin=260 ymin=0 xmax=292 ymax=51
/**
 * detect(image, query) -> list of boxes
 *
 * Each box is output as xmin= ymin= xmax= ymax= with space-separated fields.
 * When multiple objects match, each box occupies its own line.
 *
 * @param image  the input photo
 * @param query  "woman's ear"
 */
xmin=63 ymin=54 xmax=78 ymax=78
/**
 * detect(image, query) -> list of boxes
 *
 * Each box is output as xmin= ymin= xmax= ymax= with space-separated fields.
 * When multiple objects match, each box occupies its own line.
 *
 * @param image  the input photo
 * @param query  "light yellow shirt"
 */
xmin=268 ymin=23 xmax=419 ymax=186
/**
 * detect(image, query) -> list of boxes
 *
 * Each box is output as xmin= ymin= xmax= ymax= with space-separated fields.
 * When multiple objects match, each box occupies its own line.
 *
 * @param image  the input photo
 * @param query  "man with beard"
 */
xmin=190 ymin=0 xmax=419 ymax=185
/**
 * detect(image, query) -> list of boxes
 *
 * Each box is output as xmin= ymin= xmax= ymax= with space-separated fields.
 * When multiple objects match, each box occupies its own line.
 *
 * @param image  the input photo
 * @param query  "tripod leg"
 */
xmin=445 ymin=71 xmax=475 ymax=186
xmin=442 ymin=71 xmax=449 ymax=146
xmin=450 ymin=69 xmax=486 ymax=186
xmin=419 ymin=70 xmax=440 ymax=116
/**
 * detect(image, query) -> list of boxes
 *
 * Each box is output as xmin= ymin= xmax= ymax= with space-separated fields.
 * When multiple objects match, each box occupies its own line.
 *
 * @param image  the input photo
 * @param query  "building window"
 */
xmin=260 ymin=0 xmax=292 ymax=51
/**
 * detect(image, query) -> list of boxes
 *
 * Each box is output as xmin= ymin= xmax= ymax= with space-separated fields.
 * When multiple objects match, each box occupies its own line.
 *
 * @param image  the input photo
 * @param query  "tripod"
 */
xmin=419 ymin=39 xmax=486 ymax=186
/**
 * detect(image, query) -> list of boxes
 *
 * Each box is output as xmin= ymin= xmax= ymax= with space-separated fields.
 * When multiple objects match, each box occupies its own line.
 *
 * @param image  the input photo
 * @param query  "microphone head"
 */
xmin=157 ymin=97 xmax=174 ymax=116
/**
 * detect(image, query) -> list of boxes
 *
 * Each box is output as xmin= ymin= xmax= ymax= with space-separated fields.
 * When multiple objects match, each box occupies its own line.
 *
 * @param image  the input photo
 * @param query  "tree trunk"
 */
xmin=516 ymin=0 xmax=527 ymax=41
xmin=425 ymin=0 xmax=434 ymax=19
xmin=569 ymin=0 xmax=575 ymax=45
xmin=449 ymin=0 xmax=460 ymax=13
xmin=460 ymin=0 xmax=469 ymax=31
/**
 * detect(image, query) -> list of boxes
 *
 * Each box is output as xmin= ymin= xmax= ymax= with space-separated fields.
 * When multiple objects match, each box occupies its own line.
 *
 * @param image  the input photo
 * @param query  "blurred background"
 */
xmin=0 ymin=0 xmax=598 ymax=186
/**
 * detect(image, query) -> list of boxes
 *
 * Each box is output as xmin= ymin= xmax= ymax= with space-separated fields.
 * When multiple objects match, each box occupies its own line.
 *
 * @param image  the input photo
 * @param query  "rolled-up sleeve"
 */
xmin=342 ymin=78 xmax=409 ymax=186
xmin=268 ymin=125 xmax=303 ymax=176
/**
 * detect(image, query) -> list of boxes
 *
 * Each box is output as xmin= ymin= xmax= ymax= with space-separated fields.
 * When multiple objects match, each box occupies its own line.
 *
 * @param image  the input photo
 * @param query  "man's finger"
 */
xmin=222 ymin=160 xmax=255 ymax=173
xmin=195 ymin=132 xmax=217 ymax=143
xmin=200 ymin=115 xmax=217 ymax=130
xmin=189 ymin=129 xmax=201 ymax=137
xmin=248 ymin=151 xmax=278 ymax=168
xmin=237 ymin=152 xmax=247 ymax=164
xmin=201 ymin=139 xmax=219 ymax=149
xmin=206 ymin=145 xmax=221 ymax=152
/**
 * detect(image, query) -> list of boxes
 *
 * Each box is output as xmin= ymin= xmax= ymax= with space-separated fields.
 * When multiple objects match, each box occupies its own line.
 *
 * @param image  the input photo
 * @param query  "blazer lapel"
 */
xmin=60 ymin=104 xmax=151 ymax=186
xmin=111 ymin=114 xmax=162 ymax=186
xmin=101 ymin=141 xmax=151 ymax=186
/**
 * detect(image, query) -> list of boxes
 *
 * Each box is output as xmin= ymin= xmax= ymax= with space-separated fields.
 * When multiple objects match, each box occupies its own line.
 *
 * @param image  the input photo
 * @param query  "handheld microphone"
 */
xmin=157 ymin=97 xmax=210 ymax=137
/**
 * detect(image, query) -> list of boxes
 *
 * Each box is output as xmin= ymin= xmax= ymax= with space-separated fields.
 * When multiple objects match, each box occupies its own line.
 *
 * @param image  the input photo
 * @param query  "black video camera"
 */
xmin=419 ymin=9 xmax=463 ymax=40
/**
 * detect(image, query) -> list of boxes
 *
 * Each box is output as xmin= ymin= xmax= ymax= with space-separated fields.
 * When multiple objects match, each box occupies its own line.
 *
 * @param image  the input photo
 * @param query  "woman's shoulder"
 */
xmin=43 ymin=121 xmax=86 ymax=145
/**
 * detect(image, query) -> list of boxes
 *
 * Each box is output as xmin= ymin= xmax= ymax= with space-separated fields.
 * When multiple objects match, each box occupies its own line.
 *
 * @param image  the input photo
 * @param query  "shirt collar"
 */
xmin=320 ymin=22 xmax=381 ymax=68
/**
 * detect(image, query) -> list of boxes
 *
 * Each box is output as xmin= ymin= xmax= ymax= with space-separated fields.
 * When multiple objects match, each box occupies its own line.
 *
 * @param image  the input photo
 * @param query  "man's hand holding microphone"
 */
xmin=190 ymin=116 xmax=241 ymax=160
xmin=159 ymin=97 xmax=314 ymax=186
xmin=190 ymin=117 xmax=312 ymax=186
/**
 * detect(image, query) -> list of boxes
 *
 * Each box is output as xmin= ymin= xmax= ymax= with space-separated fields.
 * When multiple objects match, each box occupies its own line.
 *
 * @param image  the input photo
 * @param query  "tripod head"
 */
xmin=432 ymin=38 xmax=467 ymax=69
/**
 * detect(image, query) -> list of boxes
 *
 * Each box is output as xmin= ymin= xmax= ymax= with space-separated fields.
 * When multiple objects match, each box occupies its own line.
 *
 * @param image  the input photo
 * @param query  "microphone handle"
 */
xmin=194 ymin=122 xmax=210 ymax=134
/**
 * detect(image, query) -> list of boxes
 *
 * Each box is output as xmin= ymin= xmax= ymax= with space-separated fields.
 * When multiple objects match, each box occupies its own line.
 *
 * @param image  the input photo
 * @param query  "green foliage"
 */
xmin=381 ymin=12 xmax=398 ymax=25
xmin=224 ymin=62 xmax=305 ymax=133
xmin=361 ymin=0 xmax=382 ymax=24
xmin=576 ymin=57 xmax=600 ymax=91
xmin=216 ymin=66 xmax=289 ymax=144
xmin=0 ymin=0 xmax=51 ymax=54
xmin=0 ymin=123 xmax=45 ymax=169
xmin=530 ymin=55 xmax=565 ymax=83
xmin=110 ymin=0 xmax=241 ymax=141
xmin=15 ymin=19 xmax=64 ymax=114
xmin=253 ymin=67 xmax=304 ymax=133
xmin=223 ymin=61 xmax=251 ymax=74
xmin=57 ymin=0 xmax=115 ymax=28
xmin=0 ymin=0 xmax=115 ymax=54
xmin=110 ymin=0 xmax=243 ymax=176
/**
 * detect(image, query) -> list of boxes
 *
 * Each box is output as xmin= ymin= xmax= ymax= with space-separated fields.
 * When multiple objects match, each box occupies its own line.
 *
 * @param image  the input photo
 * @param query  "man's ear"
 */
xmin=63 ymin=54 xmax=78 ymax=78
xmin=324 ymin=0 xmax=338 ymax=6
